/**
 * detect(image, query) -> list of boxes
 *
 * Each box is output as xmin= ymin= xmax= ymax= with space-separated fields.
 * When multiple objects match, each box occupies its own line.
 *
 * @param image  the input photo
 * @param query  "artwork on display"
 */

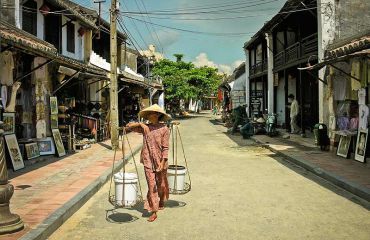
xmin=4 ymin=134 xmax=25 ymax=171
xmin=25 ymin=143 xmax=40 ymax=160
xmin=355 ymin=129 xmax=368 ymax=162
xmin=52 ymin=129 xmax=66 ymax=157
xmin=37 ymin=137 xmax=55 ymax=155
xmin=50 ymin=97 xmax=58 ymax=114
xmin=2 ymin=112 xmax=15 ymax=135
xmin=50 ymin=114 xmax=58 ymax=129
xmin=336 ymin=135 xmax=351 ymax=158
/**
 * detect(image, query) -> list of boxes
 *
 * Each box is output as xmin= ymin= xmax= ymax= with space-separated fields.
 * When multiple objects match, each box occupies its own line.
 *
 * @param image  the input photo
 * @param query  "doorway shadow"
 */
xmin=105 ymin=209 xmax=139 ymax=224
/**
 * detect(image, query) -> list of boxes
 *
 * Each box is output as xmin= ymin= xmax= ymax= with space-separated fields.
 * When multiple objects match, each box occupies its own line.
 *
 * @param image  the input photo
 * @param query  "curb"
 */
xmin=252 ymin=137 xmax=370 ymax=203
xmin=19 ymin=144 xmax=142 ymax=240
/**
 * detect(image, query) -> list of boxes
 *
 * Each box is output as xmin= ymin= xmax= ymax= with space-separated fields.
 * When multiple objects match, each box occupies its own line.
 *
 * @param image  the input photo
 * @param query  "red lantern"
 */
xmin=78 ymin=27 xmax=85 ymax=37
xmin=39 ymin=4 xmax=50 ymax=15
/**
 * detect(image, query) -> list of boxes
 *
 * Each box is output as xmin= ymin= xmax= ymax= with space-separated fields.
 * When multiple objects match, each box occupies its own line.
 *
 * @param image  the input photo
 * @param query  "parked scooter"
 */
xmin=266 ymin=113 xmax=278 ymax=137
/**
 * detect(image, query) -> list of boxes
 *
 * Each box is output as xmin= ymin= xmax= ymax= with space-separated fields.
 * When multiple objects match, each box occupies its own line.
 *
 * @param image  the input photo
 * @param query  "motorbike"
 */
xmin=266 ymin=113 xmax=278 ymax=137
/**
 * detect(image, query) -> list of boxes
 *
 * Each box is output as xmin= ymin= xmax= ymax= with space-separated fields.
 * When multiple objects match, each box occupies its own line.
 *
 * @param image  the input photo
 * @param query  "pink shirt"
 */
xmin=133 ymin=123 xmax=170 ymax=171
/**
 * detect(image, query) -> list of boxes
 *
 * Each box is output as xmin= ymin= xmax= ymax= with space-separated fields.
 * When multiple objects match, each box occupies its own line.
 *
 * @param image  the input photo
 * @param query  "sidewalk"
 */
xmin=252 ymin=133 xmax=370 ymax=203
xmin=3 ymin=133 xmax=143 ymax=240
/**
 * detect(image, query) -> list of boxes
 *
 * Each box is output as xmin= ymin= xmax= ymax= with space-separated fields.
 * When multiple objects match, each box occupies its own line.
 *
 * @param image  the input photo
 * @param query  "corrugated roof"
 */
xmin=326 ymin=35 xmax=370 ymax=58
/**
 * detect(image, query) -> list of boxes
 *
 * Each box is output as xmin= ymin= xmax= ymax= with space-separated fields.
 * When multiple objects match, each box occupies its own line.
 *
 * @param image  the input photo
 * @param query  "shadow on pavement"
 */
xmin=129 ymin=200 xmax=187 ymax=217
xmin=270 ymin=154 xmax=370 ymax=210
xmin=105 ymin=209 xmax=139 ymax=224
xmin=98 ymin=142 xmax=113 ymax=150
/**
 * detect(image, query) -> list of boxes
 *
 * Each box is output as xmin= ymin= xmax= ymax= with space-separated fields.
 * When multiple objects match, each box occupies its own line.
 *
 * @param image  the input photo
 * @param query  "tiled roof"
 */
xmin=244 ymin=0 xmax=303 ymax=49
xmin=0 ymin=20 xmax=57 ymax=56
xmin=46 ymin=0 xmax=97 ymax=29
xmin=326 ymin=36 xmax=370 ymax=58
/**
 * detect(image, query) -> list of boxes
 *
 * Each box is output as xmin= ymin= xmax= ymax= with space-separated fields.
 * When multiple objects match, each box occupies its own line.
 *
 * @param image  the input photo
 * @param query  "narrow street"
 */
xmin=49 ymin=112 xmax=370 ymax=240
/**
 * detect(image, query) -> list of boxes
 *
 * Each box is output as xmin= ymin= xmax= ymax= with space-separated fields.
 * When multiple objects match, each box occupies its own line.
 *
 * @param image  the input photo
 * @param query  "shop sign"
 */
xmin=251 ymin=90 xmax=263 ymax=97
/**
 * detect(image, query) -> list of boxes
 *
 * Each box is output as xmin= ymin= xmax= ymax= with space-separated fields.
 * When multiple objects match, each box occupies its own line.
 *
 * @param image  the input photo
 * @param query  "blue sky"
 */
xmin=75 ymin=0 xmax=286 ymax=74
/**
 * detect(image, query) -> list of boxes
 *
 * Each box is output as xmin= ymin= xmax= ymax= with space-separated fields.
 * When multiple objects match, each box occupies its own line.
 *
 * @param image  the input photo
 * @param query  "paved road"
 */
xmin=50 ymin=113 xmax=370 ymax=240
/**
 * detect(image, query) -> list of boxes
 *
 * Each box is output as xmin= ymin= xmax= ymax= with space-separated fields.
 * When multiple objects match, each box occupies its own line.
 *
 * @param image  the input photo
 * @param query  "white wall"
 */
xmin=317 ymin=0 xmax=336 ymax=123
xmin=62 ymin=16 xmax=85 ymax=61
xmin=36 ymin=0 xmax=44 ymax=40
xmin=276 ymin=77 xmax=285 ymax=126
xmin=15 ymin=0 xmax=21 ymax=28
xmin=244 ymin=49 xmax=250 ymax=116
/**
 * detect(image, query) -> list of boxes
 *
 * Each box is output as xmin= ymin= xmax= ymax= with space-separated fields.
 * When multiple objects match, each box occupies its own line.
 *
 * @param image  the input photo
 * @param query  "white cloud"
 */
xmin=150 ymin=30 xmax=180 ymax=51
xmin=192 ymin=53 xmax=243 ymax=75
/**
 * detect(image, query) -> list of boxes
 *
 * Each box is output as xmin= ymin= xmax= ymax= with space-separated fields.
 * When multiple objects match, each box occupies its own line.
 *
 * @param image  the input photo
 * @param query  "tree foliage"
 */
xmin=152 ymin=55 xmax=222 ymax=111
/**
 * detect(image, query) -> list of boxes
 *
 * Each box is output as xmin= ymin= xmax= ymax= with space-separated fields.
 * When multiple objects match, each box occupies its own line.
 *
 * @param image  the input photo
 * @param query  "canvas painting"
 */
xmin=3 ymin=112 xmax=15 ymax=135
xmin=50 ymin=114 xmax=58 ymax=129
xmin=336 ymin=135 xmax=351 ymax=158
xmin=25 ymin=143 xmax=40 ymax=160
xmin=4 ymin=134 xmax=25 ymax=171
xmin=37 ymin=137 xmax=55 ymax=155
xmin=355 ymin=129 xmax=368 ymax=162
xmin=52 ymin=129 xmax=66 ymax=157
xmin=50 ymin=97 xmax=58 ymax=114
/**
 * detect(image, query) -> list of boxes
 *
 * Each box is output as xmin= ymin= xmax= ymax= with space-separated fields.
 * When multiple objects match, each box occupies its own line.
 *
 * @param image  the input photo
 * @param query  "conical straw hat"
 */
xmin=138 ymin=104 xmax=172 ymax=121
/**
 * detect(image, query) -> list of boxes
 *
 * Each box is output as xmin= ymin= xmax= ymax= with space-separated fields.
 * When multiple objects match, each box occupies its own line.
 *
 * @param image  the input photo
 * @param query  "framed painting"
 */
xmin=4 ymin=134 xmax=25 ymax=171
xmin=3 ymin=112 xmax=15 ymax=135
xmin=50 ymin=114 xmax=58 ymax=129
xmin=52 ymin=129 xmax=66 ymax=157
xmin=336 ymin=135 xmax=351 ymax=158
xmin=355 ymin=129 xmax=368 ymax=162
xmin=36 ymin=137 xmax=55 ymax=155
xmin=25 ymin=143 xmax=40 ymax=160
xmin=50 ymin=97 xmax=58 ymax=114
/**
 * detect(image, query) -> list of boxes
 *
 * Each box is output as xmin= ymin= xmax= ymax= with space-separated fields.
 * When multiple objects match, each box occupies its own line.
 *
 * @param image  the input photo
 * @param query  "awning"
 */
xmin=298 ymin=49 xmax=370 ymax=72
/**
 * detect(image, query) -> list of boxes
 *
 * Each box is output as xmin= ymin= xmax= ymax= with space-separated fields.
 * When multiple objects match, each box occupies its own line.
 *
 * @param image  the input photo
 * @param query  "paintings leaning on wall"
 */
xmin=336 ymin=135 xmax=351 ymax=158
xmin=50 ymin=97 xmax=58 ymax=115
xmin=25 ymin=143 xmax=40 ymax=160
xmin=52 ymin=129 xmax=66 ymax=157
xmin=50 ymin=114 xmax=58 ymax=129
xmin=355 ymin=129 xmax=368 ymax=163
xmin=37 ymin=137 xmax=55 ymax=155
xmin=3 ymin=112 xmax=15 ymax=135
xmin=4 ymin=134 xmax=25 ymax=171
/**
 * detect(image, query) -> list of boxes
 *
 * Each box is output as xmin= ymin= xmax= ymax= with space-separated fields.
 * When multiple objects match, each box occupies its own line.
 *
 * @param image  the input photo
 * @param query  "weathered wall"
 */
xmin=335 ymin=0 xmax=370 ymax=41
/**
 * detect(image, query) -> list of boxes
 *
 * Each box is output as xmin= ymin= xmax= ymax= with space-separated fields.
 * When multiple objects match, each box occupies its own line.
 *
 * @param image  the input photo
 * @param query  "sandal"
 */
xmin=147 ymin=213 xmax=157 ymax=222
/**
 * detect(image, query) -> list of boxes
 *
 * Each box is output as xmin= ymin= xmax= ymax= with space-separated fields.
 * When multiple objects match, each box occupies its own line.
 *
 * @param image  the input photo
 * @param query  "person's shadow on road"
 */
xmin=130 ymin=200 xmax=187 ymax=217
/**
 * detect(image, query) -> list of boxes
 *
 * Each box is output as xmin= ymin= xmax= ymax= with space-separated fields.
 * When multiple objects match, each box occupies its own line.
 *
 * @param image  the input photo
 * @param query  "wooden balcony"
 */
xmin=249 ymin=59 xmax=268 ymax=77
xmin=274 ymin=33 xmax=318 ymax=70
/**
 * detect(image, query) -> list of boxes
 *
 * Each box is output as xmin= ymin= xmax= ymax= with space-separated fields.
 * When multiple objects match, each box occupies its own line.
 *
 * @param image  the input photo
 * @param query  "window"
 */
xmin=66 ymin=22 xmax=75 ymax=53
xmin=22 ymin=0 xmax=37 ymax=36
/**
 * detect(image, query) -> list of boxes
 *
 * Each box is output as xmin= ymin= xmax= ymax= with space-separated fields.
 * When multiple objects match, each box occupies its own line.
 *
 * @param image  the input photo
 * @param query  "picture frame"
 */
xmin=336 ymin=135 xmax=351 ymax=158
xmin=50 ymin=97 xmax=58 ymax=114
xmin=52 ymin=129 xmax=66 ymax=157
xmin=4 ymin=134 xmax=25 ymax=171
xmin=3 ymin=112 xmax=15 ymax=135
xmin=25 ymin=143 xmax=40 ymax=160
xmin=37 ymin=137 xmax=55 ymax=155
xmin=50 ymin=114 xmax=58 ymax=129
xmin=355 ymin=129 xmax=368 ymax=163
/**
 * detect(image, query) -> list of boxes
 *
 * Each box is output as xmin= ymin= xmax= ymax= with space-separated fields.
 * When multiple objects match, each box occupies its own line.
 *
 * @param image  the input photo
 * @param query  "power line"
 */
xmin=124 ymin=15 xmax=267 ymax=36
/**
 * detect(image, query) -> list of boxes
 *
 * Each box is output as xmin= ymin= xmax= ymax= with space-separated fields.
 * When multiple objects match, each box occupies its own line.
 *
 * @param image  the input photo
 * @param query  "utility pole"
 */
xmin=110 ymin=0 xmax=119 ymax=149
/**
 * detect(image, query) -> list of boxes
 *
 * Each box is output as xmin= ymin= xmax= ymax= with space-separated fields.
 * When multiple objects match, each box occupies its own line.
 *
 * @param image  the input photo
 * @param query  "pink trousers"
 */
xmin=144 ymin=168 xmax=169 ymax=212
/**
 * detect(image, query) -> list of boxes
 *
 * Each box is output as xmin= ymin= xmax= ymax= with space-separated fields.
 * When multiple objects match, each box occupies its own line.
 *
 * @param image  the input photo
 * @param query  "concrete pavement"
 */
xmin=2 ymin=133 xmax=143 ymax=240
xmin=50 ymin=113 xmax=370 ymax=240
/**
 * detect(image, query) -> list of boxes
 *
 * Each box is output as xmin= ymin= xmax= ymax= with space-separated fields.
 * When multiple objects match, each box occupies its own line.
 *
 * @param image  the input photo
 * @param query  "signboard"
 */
xmin=251 ymin=90 xmax=264 ymax=98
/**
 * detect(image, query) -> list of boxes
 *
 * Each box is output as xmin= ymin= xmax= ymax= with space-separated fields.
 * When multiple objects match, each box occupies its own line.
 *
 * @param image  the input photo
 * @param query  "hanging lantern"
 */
xmin=39 ymin=4 xmax=50 ymax=15
xmin=78 ymin=27 xmax=85 ymax=37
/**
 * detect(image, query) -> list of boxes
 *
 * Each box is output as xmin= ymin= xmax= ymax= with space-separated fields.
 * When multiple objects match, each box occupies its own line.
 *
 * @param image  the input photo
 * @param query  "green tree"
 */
xmin=152 ymin=55 xmax=222 ymax=113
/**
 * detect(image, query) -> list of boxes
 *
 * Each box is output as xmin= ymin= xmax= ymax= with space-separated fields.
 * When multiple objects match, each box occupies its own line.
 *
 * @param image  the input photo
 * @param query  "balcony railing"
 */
xmin=249 ymin=59 xmax=268 ymax=76
xmin=274 ymin=33 xmax=318 ymax=69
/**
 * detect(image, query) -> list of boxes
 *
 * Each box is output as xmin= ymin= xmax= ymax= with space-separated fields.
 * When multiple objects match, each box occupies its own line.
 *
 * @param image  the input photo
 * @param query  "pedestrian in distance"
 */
xmin=126 ymin=104 xmax=171 ymax=222
xmin=288 ymin=94 xmax=300 ymax=134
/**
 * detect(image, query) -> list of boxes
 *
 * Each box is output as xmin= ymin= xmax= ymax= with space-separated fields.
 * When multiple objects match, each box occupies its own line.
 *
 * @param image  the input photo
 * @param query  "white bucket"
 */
xmin=114 ymin=172 xmax=138 ymax=206
xmin=167 ymin=165 xmax=187 ymax=191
